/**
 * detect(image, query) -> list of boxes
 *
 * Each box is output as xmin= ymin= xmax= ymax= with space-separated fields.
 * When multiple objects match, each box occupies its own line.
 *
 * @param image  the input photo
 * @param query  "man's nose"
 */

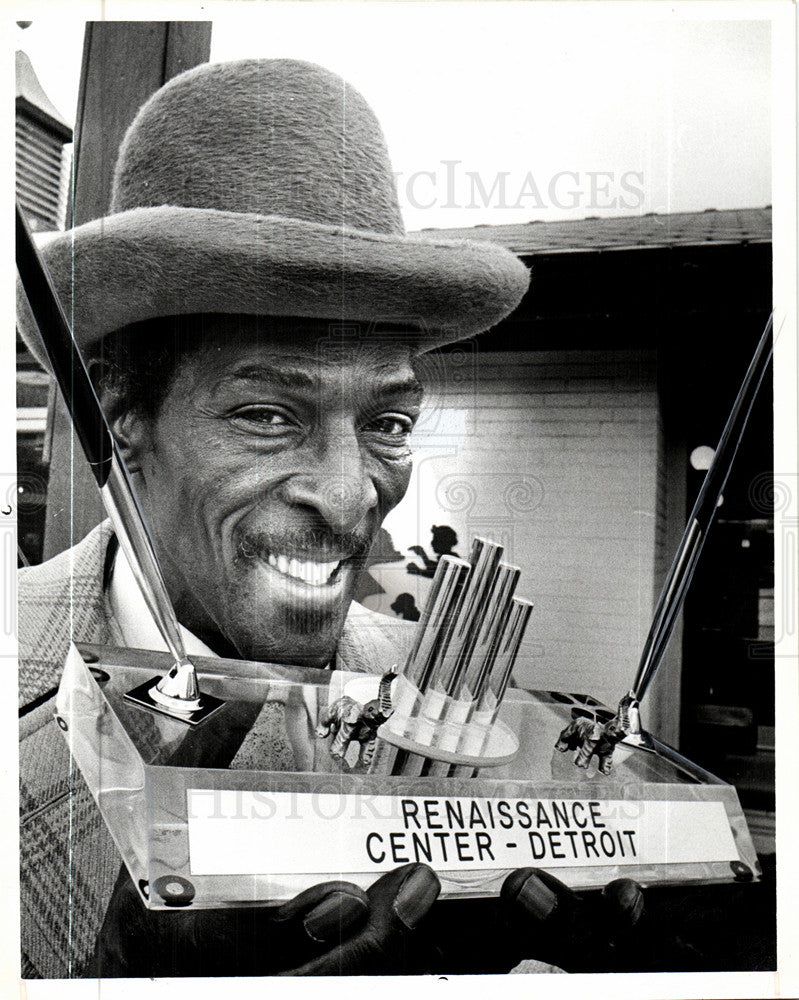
xmin=282 ymin=428 xmax=379 ymax=534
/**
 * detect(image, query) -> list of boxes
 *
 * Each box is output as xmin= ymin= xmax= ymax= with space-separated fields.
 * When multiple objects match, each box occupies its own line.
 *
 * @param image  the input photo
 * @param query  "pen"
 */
xmin=16 ymin=203 xmax=200 ymax=709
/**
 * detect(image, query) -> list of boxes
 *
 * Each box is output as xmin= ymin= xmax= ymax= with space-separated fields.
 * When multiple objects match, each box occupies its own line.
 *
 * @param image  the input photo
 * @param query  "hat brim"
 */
xmin=17 ymin=206 xmax=530 ymax=368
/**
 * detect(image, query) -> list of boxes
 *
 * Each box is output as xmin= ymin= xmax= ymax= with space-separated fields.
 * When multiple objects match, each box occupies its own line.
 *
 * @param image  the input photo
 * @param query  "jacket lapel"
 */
xmin=19 ymin=522 xmax=119 ymax=977
xmin=18 ymin=522 xmax=114 ymax=708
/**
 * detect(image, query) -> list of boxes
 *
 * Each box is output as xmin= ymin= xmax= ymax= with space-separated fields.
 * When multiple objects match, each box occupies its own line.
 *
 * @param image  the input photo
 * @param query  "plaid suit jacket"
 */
xmin=18 ymin=522 xmax=415 ymax=978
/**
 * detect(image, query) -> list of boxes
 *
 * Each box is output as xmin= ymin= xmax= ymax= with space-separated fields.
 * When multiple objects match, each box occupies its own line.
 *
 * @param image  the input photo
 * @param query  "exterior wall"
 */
xmin=16 ymin=115 xmax=67 ymax=232
xmin=648 ymin=411 xmax=686 ymax=744
xmin=365 ymin=347 xmax=662 ymax=714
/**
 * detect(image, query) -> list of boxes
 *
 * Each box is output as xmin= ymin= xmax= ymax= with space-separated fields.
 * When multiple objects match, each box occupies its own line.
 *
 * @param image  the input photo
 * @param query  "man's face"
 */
xmin=121 ymin=318 xmax=423 ymax=666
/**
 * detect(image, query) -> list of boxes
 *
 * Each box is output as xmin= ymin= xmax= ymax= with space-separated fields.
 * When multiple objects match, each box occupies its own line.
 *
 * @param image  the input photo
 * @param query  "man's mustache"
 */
xmin=236 ymin=528 xmax=374 ymax=563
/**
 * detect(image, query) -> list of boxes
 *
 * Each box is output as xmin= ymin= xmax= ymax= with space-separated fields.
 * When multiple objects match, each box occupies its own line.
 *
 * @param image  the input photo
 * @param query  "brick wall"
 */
xmin=365 ymin=347 xmax=665 ymax=717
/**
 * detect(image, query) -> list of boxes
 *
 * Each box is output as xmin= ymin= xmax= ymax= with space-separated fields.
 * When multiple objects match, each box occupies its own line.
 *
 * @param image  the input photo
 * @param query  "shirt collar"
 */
xmin=107 ymin=543 xmax=219 ymax=658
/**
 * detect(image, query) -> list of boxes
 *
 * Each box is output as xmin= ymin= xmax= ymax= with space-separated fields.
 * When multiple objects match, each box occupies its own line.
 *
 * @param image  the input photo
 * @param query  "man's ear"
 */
xmin=94 ymin=376 xmax=151 ymax=475
xmin=109 ymin=410 xmax=151 ymax=474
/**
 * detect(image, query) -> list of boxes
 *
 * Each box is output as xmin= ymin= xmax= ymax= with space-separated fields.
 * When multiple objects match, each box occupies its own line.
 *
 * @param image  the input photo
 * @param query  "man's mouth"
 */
xmin=264 ymin=551 xmax=344 ymax=588
xmin=237 ymin=529 xmax=372 ymax=596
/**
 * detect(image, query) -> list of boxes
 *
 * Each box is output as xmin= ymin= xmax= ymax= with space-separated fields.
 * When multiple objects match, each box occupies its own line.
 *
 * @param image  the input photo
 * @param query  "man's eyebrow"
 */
xmin=371 ymin=376 xmax=425 ymax=401
xmin=214 ymin=365 xmax=424 ymax=400
xmin=216 ymin=363 xmax=317 ymax=390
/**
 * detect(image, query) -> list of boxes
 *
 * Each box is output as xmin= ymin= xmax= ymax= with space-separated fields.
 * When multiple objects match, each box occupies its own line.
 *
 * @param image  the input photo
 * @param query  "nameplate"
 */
xmin=186 ymin=791 xmax=738 ymax=875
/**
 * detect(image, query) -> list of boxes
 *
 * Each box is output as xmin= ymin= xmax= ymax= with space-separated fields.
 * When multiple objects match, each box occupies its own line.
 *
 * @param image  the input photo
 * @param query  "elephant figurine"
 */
xmin=555 ymin=692 xmax=640 ymax=775
xmin=317 ymin=670 xmax=397 ymax=767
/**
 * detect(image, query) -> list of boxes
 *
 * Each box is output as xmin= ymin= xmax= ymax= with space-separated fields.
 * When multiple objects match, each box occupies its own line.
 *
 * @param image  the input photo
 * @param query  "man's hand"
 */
xmin=91 ymin=863 xmax=441 ymax=977
xmin=500 ymin=868 xmax=644 ymax=973
xmin=292 ymin=862 xmax=441 ymax=975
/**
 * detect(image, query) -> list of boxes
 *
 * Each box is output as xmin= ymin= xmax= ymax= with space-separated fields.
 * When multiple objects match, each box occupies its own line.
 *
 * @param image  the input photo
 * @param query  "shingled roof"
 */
xmin=418 ymin=208 xmax=772 ymax=255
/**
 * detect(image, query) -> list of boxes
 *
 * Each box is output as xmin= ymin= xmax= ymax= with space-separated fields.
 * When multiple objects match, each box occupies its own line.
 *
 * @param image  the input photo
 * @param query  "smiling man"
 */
xmin=17 ymin=55 xmax=651 ymax=981
xmin=16 ymin=57 xmax=533 ymax=978
xmin=13 ymin=48 xmax=655 ymax=979
xmin=99 ymin=313 xmax=426 ymax=670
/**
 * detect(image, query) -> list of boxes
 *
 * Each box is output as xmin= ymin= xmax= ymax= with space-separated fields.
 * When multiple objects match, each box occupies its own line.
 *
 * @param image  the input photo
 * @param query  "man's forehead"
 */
xmin=187 ymin=318 xmax=424 ymax=393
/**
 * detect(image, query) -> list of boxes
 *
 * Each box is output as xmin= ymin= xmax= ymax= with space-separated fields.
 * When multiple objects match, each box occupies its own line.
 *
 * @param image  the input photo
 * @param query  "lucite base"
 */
xmin=54 ymin=642 xmax=760 ymax=910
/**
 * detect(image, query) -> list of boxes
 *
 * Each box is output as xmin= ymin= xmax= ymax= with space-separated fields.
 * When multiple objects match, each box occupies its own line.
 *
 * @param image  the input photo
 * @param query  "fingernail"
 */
xmin=303 ymin=892 xmax=368 ymax=943
xmin=604 ymin=879 xmax=644 ymax=925
xmin=517 ymin=872 xmax=558 ymax=921
xmin=393 ymin=866 xmax=441 ymax=929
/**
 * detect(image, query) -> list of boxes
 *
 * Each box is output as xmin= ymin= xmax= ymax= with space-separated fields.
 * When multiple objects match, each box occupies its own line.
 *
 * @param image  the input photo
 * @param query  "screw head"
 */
xmin=730 ymin=860 xmax=753 ymax=882
xmin=152 ymin=874 xmax=195 ymax=907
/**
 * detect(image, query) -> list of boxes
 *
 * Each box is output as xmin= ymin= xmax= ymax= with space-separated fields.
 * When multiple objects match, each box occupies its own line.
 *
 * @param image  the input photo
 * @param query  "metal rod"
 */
xmin=101 ymin=464 xmax=198 ymax=700
xmin=632 ymin=312 xmax=774 ymax=702
xmin=401 ymin=555 xmax=471 ymax=692
xmin=457 ymin=562 xmax=520 ymax=702
xmin=15 ymin=205 xmax=112 ymax=485
xmin=15 ymin=203 xmax=197 ymax=697
xmin=430 ymin=537 xmax=503 ymax=696
xmin=448 ymin=596 xmax=533 ymax=778
xmin=476 ymin=598 xmax=534 ymax=721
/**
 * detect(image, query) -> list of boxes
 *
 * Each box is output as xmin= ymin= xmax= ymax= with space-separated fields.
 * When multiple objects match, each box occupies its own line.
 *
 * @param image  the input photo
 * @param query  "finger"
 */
xmin=182 ymin=886 xmax=368 ymax=976
xmin=585 ymin=878 xmax=648 ymax=973
xmin=370 ymin=862 xmax=441 ymax=934
xmin=302 ymin=890 xmax=370 ymax=944
xmin=501 ymin=867 xmax=576 ymax=923
xmin=501 ymin=869 xmax=646 ymax=973
xmin=601 ymin=878 xmax=645 ymax=934
xmin=272 ymin=880 xmax=368 ymax=923
xmin=287 ymin=864 xmax=441 ymax=976
xmin=500 ymin=868 xmax=584 ymax=970
xmin=270 ymin=882 xmax=369 ymax=958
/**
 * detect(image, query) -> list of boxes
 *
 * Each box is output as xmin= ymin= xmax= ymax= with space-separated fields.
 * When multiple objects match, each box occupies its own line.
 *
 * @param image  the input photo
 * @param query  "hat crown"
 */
xmin=110 ymin=59 xmax=405 ymax=235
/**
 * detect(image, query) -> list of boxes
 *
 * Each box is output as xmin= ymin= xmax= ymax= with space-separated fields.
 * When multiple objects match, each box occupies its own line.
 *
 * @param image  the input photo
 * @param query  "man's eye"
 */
xmin=230 ymin=406 xmax=292 ymax=429
xmin=364 ymin=414 xmax=414 ymax=437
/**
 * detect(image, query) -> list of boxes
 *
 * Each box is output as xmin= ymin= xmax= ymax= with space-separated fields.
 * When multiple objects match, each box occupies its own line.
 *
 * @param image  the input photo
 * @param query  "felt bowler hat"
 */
xmin=17 ymin=58 xmax=530 ymax=366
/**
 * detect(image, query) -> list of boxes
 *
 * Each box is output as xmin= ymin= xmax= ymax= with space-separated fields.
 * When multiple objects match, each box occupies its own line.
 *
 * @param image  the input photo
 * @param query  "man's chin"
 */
xmin=228 ymin=641 xmax=339 ymax=671
xmin=220 ymin=561 xmax=359 ymax=667
xmin=239 ymin=621 xmax=342 ymax=668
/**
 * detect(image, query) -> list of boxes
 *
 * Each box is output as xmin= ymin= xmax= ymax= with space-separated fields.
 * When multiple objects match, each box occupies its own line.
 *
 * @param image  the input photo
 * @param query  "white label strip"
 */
xmin=186 ymin=792 xmax=738 ymax=876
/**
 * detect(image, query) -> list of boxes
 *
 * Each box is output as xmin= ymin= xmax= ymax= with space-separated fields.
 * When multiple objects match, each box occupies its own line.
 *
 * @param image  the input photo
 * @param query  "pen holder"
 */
xmin=385 ymin=674 xmax=516 ymax=762
xmin=390 ymin=537 xmax=534 ymax=777
xmin=56 ymin=642 xmax=761 ymax=908
xmin=345 ymin=674 xmax=518 ymax=778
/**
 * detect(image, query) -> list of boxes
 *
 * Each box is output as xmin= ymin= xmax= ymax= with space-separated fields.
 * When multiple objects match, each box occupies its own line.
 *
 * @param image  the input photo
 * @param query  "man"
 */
xmin=17 ymin=58 xmax=641 ymax=977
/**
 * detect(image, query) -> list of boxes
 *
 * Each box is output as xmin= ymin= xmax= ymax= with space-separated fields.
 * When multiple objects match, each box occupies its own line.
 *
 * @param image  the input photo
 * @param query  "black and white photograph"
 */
xmin=6 ymin=2 xmax=798 ymax=994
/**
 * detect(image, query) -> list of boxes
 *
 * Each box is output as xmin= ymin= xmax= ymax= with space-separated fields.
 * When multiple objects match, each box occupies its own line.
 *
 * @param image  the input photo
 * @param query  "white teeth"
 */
xmin=264 ymin=552 xmax=342 ymax=586
xmin=298 ymin=561 xmax=317 ymax=585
